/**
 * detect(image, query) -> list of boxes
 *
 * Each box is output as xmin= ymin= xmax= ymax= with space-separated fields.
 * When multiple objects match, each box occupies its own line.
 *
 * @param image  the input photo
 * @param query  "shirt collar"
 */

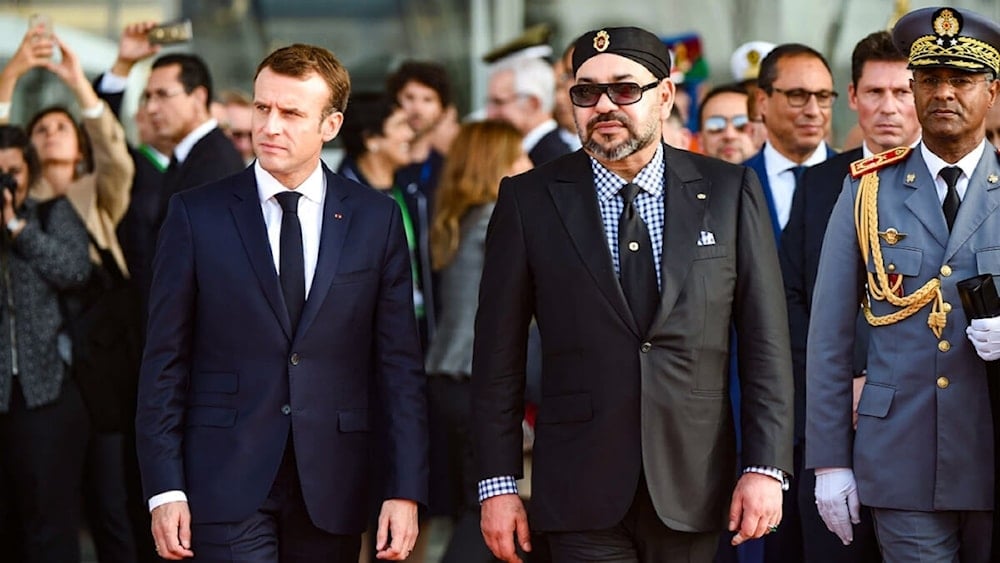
xmin=255 ymin=160 xmax=325 ymax=205
xmin=174 ymin=118 xmax=219 ymax=163
xmin=920 ymin=139 xmax=988 ymax=182
xmin=763 ymin=140 xmax=828 ymax=174
xmin=522 ymin=119 xmax=558 ymax=153
xmin=591 ymin=143 xmax=665 ymax=202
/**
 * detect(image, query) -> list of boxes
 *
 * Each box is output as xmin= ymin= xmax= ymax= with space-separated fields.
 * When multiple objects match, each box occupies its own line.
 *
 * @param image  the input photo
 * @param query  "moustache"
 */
xmin=588 ymin=112 xmax=632 ymax=130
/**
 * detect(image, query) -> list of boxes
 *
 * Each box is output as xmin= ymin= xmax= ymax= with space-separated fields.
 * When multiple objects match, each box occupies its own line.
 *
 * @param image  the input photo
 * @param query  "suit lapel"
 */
xmin=944 ymin=150 xmax=1000 ymax=262
xmin=296 ymin=165 xmax=351 ymax=340
xmin=547 ymin=152 xmax=637 ymax=335
xmin=229 ymin=168 xmax=292 ymax=339
xmin=656 ymin=147 xmax=706 ymax=325
xmin=903 ymin=150 xmax=950 ymax=250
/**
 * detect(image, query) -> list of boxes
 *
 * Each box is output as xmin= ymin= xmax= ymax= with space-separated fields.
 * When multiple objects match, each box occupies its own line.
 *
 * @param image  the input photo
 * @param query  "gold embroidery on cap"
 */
xmin=594 ymin=30 xmax=610 ymax=52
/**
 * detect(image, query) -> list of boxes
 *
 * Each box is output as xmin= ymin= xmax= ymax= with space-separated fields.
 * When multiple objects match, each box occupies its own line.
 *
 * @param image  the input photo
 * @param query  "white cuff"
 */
xmin=0 ymin=102 xmax=10 ymax=121
xmin=98 ymin=72 xmax=129 ymax=94
xmin=80 ymin=102 xmax=104 ymax=119
xmin=148 ymin=490 xmax=188 ymax=512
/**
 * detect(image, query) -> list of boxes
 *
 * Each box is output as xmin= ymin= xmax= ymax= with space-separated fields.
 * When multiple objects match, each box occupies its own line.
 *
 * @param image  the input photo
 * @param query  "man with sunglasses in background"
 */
xmin=780 ymin=29 xmax=919 ymax=563
xmin=697 ymin=84 xmax=758 ymax=164
xmin=472 ymin=26 xmax=793 ymax=563
xmin=807 ymin=7 xmax=1000 ymax=562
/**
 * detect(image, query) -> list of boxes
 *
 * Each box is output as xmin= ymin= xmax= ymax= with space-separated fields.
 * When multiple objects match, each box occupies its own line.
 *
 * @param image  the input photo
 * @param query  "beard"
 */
xmin=577 ymin=110 xmax=659 ymax=161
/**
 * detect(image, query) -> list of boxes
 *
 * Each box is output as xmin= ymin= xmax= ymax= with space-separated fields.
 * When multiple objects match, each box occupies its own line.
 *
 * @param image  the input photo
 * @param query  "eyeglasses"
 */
xmin=913 ymin=75 xmax=991 ymax=92
xmin=230 ymin=130 xmax=252 ymax=141
xmin=569 ymin=81 xmax=659 ymax=107
xmin=140 ymin=88 xmax=186 ymax=106
xmin=702 ymin=114 xmax=750 ymax=134
xmin=769 ymin=87 xmax=838 ymax=108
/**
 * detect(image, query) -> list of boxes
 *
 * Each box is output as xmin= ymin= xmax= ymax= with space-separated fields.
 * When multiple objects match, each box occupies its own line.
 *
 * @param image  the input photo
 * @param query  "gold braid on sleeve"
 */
xmin=853 ymin=170 xmax=947 ymax=338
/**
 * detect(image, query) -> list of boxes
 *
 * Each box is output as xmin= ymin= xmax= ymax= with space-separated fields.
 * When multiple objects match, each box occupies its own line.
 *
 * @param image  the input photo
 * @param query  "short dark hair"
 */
xmin=0 ymin=124 xmax=41 ymax=188
xmin=256 ymin=44 xmax=351 ymax=117
xmin=152 ymin=53 xmax=213 ymax=111
xmin=698 ymin=83 xmax=750 ymax=127
xmin=339 ymin=92 xmax=399 ymax=159
xmin=27 ymin=107 xmax=93 ymax=177
xmin=385 ymin=61 xmax=451 ymax=108
xmin=757 ymin=43 xmax=832 ymax=91
xmin=851 ymin=31 xmax=906 ymax=86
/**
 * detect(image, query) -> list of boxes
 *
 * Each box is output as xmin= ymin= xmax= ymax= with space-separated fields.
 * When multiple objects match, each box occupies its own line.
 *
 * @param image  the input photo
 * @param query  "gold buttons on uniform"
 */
xmin=940 ymin=265 xmax=952 ymax=277
xmin=888 ymin=263 xmax=896 ymax=272
xmin=942 ymin=302 xmax=952 ymax=313
xmin=937 ymin=376 xmax=950 ymax=389
xmin=938 ymin=340 xmax=951 ymax=352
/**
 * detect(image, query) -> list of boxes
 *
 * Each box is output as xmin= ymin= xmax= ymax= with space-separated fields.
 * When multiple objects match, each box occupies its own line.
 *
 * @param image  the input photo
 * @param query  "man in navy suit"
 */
xmin=780 ymin=30 xmax=920 ymax=563
xmin=136 ymin=44 xmax=428 ymax=562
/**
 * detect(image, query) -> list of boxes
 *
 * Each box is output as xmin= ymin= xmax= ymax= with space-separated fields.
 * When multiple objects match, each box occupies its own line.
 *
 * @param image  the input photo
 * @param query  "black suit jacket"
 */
xmin=528 ymin=127 xmax=573 ymax=167
xmin=136 ymin=164 xmax=429 ymax=532
xmin=779 ymin=148 xmax=867 ymax=442
xmin=162 ymin=127 xmax=245 ymax=211
xmin=472 ymin=145 xmax=793 ymax=533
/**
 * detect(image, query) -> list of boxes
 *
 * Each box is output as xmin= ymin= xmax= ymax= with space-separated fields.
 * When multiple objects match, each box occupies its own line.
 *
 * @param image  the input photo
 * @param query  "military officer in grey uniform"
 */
xmin=806 ymin=6 xmax=1000 ymax=562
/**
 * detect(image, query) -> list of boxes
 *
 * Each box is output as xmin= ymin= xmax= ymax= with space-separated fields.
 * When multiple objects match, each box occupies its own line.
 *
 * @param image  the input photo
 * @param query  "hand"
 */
xmin=112 ymin=21 xmax=161 ymax=76
xmin=1 ymin=25 xmax=55 ymax=83
xmin=966 ymin=317 xmax=1000 ymax=361
xmin=150 ymin=501 xmax=194 ymax=560
xmin=480 ymin=493 xmax=531 ymax=563
xmin=814 ymin=467 xmax=860 ymax=545
xmin=375 ymin=499 xmax=418 ymax=560
xmin=44 ymin=35 xmax=86 ymax=91
xmin=728 ymin=472 xmax=783 ymax=546
xmin=852 ymin=375 xmax=866 ymax=430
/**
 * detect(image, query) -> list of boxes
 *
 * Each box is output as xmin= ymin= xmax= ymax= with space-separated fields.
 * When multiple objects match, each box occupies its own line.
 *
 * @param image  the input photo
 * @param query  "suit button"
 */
xmin=938 ymin=340 xmax=951 ymax=352
xmin=937 ymin=376 xmax=949 ymax=389
xmin=940 ymin=265 xmax=952 ymax=277
xmin=887 ymin=263 xmax=896 ymax=272
xmin=640 ymin=342 xmax=652 ymax=353
xmin=290 ymin=353 xmax=300 ymax=366
xmin=281 ymin=404 xmax=291 ymax=415
xmin=942 ymin=302 xmax=953 ymax=313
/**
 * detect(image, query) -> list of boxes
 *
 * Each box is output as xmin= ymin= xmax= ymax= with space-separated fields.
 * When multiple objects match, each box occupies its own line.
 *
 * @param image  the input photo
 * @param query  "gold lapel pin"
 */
xmin=905 ymin=173 xmax=916 ymax=183
xmin=878 ymin=227 xmax=906 ymax=245
xmin=334 ymin=213 xmax=343 ymax=219
xmin=696 ymin=193 xmax=706 ymax=200
xmin=988 ymin=174 xmax=999 ymax=184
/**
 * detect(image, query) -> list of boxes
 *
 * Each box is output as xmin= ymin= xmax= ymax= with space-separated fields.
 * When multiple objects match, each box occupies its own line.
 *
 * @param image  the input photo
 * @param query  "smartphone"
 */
xmin=28 ymin=13 xmax=52 ymax=39
xmin=148 ymin=20 xmax=193 ymax=45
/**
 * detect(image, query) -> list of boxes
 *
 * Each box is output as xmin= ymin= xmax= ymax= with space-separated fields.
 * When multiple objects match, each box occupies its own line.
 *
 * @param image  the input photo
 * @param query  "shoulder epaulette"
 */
xmin=849 ymin=146 xmax=912 ymax=179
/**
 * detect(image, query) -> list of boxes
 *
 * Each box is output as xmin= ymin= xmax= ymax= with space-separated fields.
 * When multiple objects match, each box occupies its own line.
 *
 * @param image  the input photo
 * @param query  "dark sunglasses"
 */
xmin=569 ymin=81 xmax=659 ymax=107
xmin=703 ymin=114 xmax=750 ymax=134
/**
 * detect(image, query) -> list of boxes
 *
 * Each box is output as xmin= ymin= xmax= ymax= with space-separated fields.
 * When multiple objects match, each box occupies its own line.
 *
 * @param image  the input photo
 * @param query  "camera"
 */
xmin=0 ymin=172 xmax=18 ymax=203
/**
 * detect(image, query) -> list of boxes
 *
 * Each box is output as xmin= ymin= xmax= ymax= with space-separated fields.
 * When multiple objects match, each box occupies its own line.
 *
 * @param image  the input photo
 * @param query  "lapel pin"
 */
xmin=988 ymin=174 xmax=999 ymax=184
xmin=696 ymin=193 xmax=707 ymax=200
xmin=878 ymin=227 xmax=906 ymax=245
xmin=905 ymin=173 xmax=916 ymax=183
xmin=334 ymin=213 xmax=343 ymax=219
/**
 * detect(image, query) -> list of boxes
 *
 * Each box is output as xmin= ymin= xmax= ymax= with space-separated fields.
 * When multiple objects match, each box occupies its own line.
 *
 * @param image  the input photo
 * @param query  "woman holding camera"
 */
xmin=0 ymin=23 xmax=138 ymax=563
xmin=0 ymin=123 xmax=91 ymax=562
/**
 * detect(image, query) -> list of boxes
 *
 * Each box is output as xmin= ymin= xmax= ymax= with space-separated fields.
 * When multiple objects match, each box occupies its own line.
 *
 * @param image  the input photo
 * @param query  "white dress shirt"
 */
xmin=921 ymin=139 xmax=988 ymax=205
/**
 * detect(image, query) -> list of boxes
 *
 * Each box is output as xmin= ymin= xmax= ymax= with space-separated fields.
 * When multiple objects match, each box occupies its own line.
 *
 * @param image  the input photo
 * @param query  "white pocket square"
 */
xmin=697 ymin=231 xmax=716 ymax=246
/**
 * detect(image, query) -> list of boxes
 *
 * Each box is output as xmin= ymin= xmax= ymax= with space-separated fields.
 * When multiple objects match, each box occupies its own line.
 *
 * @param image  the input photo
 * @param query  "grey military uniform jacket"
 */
xmin=806 ymin=143 xmax=999 ymax=511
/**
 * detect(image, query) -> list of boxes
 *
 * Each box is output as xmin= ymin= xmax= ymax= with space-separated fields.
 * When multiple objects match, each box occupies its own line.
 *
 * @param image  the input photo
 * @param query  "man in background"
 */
xmin=697 ymin=84 xmax=757 ymax=164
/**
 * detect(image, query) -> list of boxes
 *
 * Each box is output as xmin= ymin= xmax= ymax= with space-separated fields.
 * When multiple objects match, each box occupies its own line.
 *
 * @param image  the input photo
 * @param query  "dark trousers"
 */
xmin=428 ymin=376 xmax=497 ymax=563
xmin=0 ymin=377 xmax=89 ymax=563
xmin=83 ymin=431 xmax=138 ymax=563
xmin=189 ymin=439 xmax=361 ymax=563
xmin=546 ymin=475 xmax=718 ymax=563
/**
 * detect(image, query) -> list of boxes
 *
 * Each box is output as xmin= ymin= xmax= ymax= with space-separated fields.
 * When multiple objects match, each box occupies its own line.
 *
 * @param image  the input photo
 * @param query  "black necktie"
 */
xmin=618 ymin=183 xmax=658 ymax=333
xmin=275 ymin=191 xmax=305 ymax=329
xmin=790 ymin=165 xmax=807 ymax=187
xmin=940 ymin=166 xmax=962 ymax=231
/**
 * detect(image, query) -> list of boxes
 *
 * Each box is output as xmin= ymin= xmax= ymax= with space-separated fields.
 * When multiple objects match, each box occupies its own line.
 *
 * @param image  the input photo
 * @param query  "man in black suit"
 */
xmin=486 ymin=55 xmax=572 ymax=166
xmin=473 ymin=27 xmax=793 ymax=563
xmin=143 ymin=53 xmax=244 ymax=206
xmin=779 ymin=30 xmax=920 ymax=563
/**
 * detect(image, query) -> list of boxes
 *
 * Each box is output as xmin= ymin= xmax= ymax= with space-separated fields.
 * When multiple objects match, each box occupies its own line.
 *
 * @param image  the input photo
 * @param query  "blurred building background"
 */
xmin=1 ymin=0 xmax=998 ymax=154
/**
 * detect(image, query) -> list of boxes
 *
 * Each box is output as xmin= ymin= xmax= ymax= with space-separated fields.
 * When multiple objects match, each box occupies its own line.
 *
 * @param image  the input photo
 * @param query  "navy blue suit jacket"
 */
xmin=135 ymin=164 xmax=428 ymax=533
xmin=743 ymin=145 xmax=837 ymax=241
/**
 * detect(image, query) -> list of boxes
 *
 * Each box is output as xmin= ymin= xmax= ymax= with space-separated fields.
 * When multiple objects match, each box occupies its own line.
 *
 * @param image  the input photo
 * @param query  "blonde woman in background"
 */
xmin=424 ymin=120 xmax=532 ymax=562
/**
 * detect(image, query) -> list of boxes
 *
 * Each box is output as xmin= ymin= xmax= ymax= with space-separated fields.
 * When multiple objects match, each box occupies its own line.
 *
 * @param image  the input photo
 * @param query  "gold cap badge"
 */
xmin=593 ymin=30 xmax=610 ymax=52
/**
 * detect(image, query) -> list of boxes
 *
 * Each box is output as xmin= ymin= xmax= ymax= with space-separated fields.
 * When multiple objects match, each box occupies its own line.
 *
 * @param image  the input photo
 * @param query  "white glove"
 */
xmin=966 ymin=316 xmax=1000 ymax=361
xmin=814 ymin=467 xmax=860 ymax=546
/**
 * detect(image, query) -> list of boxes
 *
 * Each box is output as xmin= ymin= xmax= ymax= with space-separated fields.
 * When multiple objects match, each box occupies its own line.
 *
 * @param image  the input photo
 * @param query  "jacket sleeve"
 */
xmin=15 ymin=198 xmax=91 ymax=290
xmin=83 ymin=101 xmax=134 ymax=225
